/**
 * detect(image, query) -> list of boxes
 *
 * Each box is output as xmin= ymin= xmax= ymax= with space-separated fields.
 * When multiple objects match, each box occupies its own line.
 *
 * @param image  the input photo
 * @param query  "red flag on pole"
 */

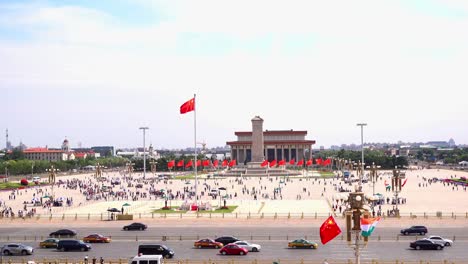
xmin=306 ymin=159 xmax=312 ymax=166
xmin=185 ymin=160 xmax=193 ymax=168
xmin=261 ymin=160 xmax=269 ymax=167
xmin=289 ymin=159 xmax=295 ymax=165
xmin=316 ymin=158 xmax=323 ymax=165
xmin=222 ymin=160 xmax=228 ymax=167
xmin=176 ymin=160 xmax=184 ymax=167
xmin=180 ymin=98 xmax=195 ymax=114
xmin=196 ymin=160 xmax=201 ymax=167
xmin=167 ymin=160 xmax=175 ymax=169
xmin=297 ymin=159 xmax=304 ymax=166
xmin=323 ymin=158 xmax=331 ymax=166
xmin=278 ymin=160 xmax=286 ymax=166
xmin=320 ymin=216 xmax=342 ymax=245
xmin=213 ymin=160 xmax=219 ymax=167
xmin=228 ymin=160 xmax=236 ymax=167
xmin=402 ymin=178 xmax=408 ymax=187
xmin=269 ymin=160 xmax=277 ymax=167
xmin=202 ymin=160 xmax=210 ymax=167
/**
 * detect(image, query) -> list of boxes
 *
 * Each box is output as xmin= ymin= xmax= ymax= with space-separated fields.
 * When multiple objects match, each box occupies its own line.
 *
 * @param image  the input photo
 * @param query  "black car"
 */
xmin=57 ymin=240 xmax=91 ymax=252
xmin=123 ymin=222 xmax=147 ymax=231
xmin=108 ymin=208 xmax=121 ymax=213
xmin=49 ymin=229 xmax=77 ymax=237
xmin=400 ymin=226 xmax=428 ymax=235
xmin=410 ymin=239 xmax=444 ymax=250
xmin=214 ymin=236 xmax=240 ymax=246
xmin=138 ymin=244 xmax=174 ymax=258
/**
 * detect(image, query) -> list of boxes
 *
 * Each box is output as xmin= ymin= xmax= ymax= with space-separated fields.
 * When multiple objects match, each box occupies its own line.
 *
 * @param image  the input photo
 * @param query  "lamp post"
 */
xmin=392 ymin=166 xmax=402 ymax=217
xmin=356 ymin=123 xmax=367 ymax=189
xmin=150 ymin=160 xmax=157 ymax=176
xmin=139 ymin=127 xmax=149 ymax=179
xmin=31 ymin=162 xmax=34 ymax=180
xmin=367 ymin=162 xmax=380 ymax=196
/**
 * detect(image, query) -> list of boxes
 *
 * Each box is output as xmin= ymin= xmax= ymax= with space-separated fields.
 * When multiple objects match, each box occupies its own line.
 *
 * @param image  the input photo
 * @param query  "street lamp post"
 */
xmin=31 ymin=162 xmax=34 ymax=180
xmin=356 ymin=123 xmax=367 ymax=189
xmin=139 ymin=127 xmax=149 ymax=179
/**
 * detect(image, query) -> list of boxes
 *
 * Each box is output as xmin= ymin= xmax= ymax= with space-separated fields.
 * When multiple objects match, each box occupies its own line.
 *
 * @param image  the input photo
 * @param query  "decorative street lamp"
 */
xmin=356 ymin=123 xmax=367 ymax=188
xmin=392 ymin=166 xmax=403 ymax=217
xmin=367 ymin=162 xmax=380 ymax=196
xmin=139 ymin=127 xmax=149 ymax=179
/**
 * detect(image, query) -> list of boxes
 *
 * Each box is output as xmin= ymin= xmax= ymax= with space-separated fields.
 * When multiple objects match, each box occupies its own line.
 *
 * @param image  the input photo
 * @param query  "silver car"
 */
xmin=425 ymin=236 xmax=453 ymax=246
xmin=233 ymin=241 xmax=261 ymax=252
xmin=1 ymin=243 xmax=34 ymax=255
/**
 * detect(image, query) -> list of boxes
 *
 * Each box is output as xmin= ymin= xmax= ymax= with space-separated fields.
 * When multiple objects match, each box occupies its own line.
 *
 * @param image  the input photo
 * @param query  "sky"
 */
xmin=2 ymin=0 xmax=468 ymax=150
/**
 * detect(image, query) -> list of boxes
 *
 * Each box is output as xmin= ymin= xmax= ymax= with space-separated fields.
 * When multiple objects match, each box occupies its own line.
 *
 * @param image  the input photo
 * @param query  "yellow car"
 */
xmin=39 ymin=238 xmax=59 ymax=248
xmin=83 ymin=234 xmax=111 ymax=243
xmin=288 ymin=239 xmax=318 ymax=249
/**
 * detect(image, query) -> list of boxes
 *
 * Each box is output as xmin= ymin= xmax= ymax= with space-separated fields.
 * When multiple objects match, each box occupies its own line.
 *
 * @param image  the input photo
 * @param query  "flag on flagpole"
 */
xmin=202 ymin=160 xmax=210 ymax=167
xmin=320 ymin=216 xmax=342 ymax=244
xmin=361 ymin=217 xmax=381 ymax=237
xmin=269 ymin=160 xmax=277 ymax=167
xmin=196 ymin=160 xmax=201 ymax=167
xmin=297 ymin=159 xmax=304 ymax=166
xmin=176 ymin=160 xmax=184 ymax=167
xmin=261 ymin=160 xmax=269 ymax=167
xmin=167 ymin=160 xmax=175 ymax=169
xmin=213 ymin=160 xmax=219 ymax=167
xmin=222 ymin=160 xmax=228 ymax=167
xmin=306 ymin=159 xmax=312 ymax=166
xmin=289 ymin=159 xmax=295 ymax=165
xmin=228 ymin=160 xmax=236 ymax=167
xmin=278 ymin=160 xmax=286 ymax=166
xmin=316 ymin=158 xmax=323 ymax=165
xmin=180 ymin=98 xmax=195 ymax=114
xmin=402 ymin=178 xmax=408 ymax=187
xmin=185 ymin=160 xmax=193 ymax=168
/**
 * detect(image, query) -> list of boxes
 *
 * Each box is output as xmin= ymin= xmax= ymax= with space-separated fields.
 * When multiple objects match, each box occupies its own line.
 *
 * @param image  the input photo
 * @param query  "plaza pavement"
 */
xmin=1 ymin=168 xmax=468 ymax=226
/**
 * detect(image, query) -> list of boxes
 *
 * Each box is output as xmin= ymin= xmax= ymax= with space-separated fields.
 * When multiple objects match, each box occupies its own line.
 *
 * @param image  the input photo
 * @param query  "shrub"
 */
xmin=161 ymin=206 xmax=171 ymax=210
xmin=20 ymin=179 xmax=28 ymax=186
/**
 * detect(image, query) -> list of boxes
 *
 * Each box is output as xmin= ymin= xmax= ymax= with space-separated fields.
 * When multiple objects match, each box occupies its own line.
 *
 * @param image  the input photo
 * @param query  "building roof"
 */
xmin=24 ymin=148 xmax=64 ymax=153
xmin=226 ymin=140 xmax=316 ymax=145
xmin=74 ymin=153 xmax=87 ymax=158
xmin=235 ymin=130 xmax=308 ymax=136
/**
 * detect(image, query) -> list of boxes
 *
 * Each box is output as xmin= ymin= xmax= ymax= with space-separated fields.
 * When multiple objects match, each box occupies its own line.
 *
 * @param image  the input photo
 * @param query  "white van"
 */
xmin=129 ymin=255 xmax=162 ymax=264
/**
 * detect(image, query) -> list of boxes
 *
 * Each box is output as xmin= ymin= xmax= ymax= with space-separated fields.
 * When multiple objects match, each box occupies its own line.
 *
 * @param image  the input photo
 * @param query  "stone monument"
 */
xmin=251 ymin=116 xmax=264 ymax=163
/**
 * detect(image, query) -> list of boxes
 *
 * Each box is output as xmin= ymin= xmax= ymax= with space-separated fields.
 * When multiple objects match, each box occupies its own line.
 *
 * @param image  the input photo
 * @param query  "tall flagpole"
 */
xmin=194 ymin=94 xmax=198 ymax=208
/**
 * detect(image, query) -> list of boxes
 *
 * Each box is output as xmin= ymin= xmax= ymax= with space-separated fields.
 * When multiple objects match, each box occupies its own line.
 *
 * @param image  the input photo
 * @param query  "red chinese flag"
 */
xmin=213 ymin=160 xmax=219 ymax=167
xmin=278 ymin=160 xmax=286 ymax=166
xmin=269 ymin=160 xmax=277 ymax=167
xmin=167 ymin=160 xmax=175 ymax=169
xmin=323 ymin=158 xmax=331 ymax=166
xmin=196 ymin=160 xmax=201 ymax=167
xmin=297 ymin=159 xmax=304 ymax=166
xmin=185 ymin=160 xmax=193 ymax=168
xmin=402 ymin=178 xmax=408 ymax=187
xmin=289 ymin=159 xmax=295 ymax=165
xmin=180 ymin=98 xmax=195 ymax=114
xmin=261 ymin=160 xmax=269 ymax=167
xmin=306 ymin=159 xmax=312 ymax=166
xmin=320 ymin=216 xmax=342 ymax=245
xmin=202 ymin=160 xmax=210 ymax=167
xmin=222 ymin=160 xmax=228 ymax=167
xmin=229 ymin=160 xmax=236 ymax=167
xmin=176 ymin=160 xmax=184 ymax=167
xmin=316 ymin=158 xmax=322 ymax=165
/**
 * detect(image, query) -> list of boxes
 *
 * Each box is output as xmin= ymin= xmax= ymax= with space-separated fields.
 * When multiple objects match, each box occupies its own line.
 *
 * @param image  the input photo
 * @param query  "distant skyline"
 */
xmin=3 ymin=0 xmax=468 ymax=150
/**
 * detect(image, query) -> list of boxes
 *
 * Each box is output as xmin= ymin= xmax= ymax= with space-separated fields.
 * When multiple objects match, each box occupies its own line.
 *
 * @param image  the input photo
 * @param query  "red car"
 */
xmin=219 ymin=243 xmax=249 ymax=255
xmin=82 ymin=234 xmax=111 ymax=243
xmin=194 ymin=239 xmax=223 ymax=248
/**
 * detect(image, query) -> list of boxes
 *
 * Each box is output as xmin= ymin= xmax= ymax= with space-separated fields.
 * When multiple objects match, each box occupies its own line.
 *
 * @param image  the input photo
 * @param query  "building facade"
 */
xmin=23 ymin=148 xmax=68 ymax=161
xmin=227 ymin=129 xmax=315 ymax=164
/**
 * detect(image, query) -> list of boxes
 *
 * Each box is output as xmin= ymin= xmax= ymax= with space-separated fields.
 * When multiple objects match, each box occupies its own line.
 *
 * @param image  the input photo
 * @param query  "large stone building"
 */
xmin=226 ymin=116 xmax=315 ymax=164
xmin=23 ymin=148 xmax=69 ymax=161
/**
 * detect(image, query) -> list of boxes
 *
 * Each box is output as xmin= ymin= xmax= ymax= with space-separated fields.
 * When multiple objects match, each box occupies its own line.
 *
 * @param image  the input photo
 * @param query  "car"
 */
xmin=219 ymin=243 xmax=248 ymax=255
xmin=129 ymin=255 xmax=162 ymax=264
xmin=32 ymin=176 xmax=41 ymax=183
xmin=83 ymin=234 xmax=111 ymax=243
xmin=194 ymin=239 xmax=223 ymax=249
xmin=400 ymin=226 xmax=428 ymax=235
xmin=49 ymin=229 xmax=77 ymax=237
xmin=123 ymin=223 xmax=147 ymax=231
xmin=410 ymin=239 xmax=444 ymax=250
xmin=425 ymin=236 xmax=453 ymax=246
xmin=39 ymin=238 xmax=59 ymax=248
xmin=57 ymin=240 xmax=91 ymax=252
xmin=138 ymin=244 xmax=174 ymax=259
xmin=233 ymin=241 xmax=261 ymax=252
xmin=288 ymin=238 xmax=318 ymax=249
xmin=1 ymin=243 xmax=34 ymax=255
xmin=214 ymin=236 xmax=240 ymax=246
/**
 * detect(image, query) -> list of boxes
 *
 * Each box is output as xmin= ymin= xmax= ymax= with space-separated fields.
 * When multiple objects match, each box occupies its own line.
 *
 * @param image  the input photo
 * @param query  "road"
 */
xmin=1 ymin=226 xmax=467 ymax=261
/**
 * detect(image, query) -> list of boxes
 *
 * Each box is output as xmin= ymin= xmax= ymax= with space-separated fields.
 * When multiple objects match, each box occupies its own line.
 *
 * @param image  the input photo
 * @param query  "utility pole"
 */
xmin=139 ymin=127 xmax=149 ymax=179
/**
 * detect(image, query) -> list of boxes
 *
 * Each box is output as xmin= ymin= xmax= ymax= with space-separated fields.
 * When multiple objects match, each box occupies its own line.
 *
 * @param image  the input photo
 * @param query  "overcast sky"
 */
xmin=2 ymin=0 xmax=468 ymax=150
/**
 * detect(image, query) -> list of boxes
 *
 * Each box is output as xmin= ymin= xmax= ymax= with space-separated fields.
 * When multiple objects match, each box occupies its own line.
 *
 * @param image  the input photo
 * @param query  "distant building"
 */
xmin=23 ymin=148 xmax=69 ymax=161
xmin=91 ymin=146 xmax=114 ymax=157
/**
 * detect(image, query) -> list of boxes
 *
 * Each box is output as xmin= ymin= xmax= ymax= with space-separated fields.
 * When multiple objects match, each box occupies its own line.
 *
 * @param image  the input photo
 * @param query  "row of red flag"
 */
xmin=261 ymin=158 xmax=332 ymax=168
xmin=167 ymin=159 xmax=237 ymax=169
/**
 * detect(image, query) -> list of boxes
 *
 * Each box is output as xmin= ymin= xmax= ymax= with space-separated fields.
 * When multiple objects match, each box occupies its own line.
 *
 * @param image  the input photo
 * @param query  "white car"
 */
xmin=233 ymin=241 xmax=261 ymax=252
xmin=425 ymin=236 xmax=453 ymax=246
xmin=32 ymin=176 xmax=41 ymax=182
